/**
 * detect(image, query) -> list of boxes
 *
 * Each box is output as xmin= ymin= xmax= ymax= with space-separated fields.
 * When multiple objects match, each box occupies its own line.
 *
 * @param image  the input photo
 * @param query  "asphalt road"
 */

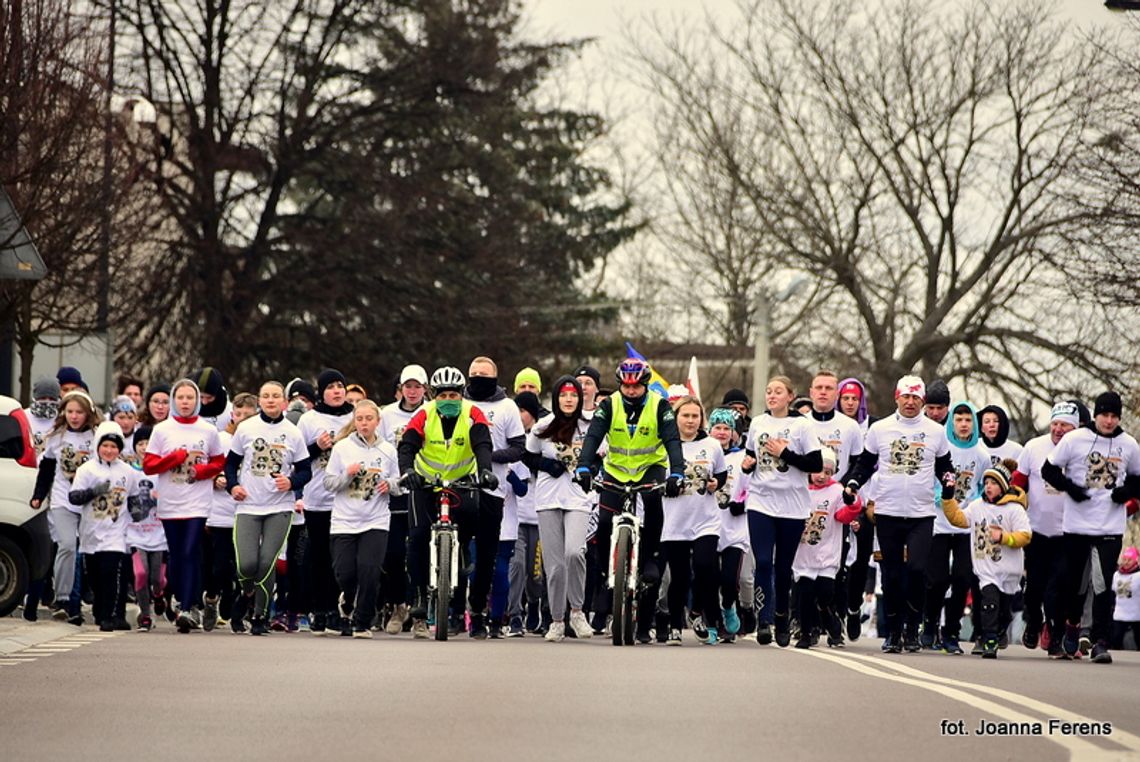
xmin=1 ymin=616 xmax=1138 ymax=762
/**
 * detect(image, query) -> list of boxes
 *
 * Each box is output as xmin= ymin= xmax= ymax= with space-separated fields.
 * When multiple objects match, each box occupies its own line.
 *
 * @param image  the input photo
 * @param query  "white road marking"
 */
xmin=792 ymin=648 xmax=1136 ymax=760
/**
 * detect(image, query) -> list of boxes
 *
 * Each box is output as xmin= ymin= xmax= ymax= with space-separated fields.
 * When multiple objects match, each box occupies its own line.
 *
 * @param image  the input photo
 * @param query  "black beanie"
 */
xmin=515 ymin=391 xmax=542 ymax=421
xmin=1094 ymin=391 xmax=1123 ymax=418
xmin=926 ymin=379 xmax=950 ymax=407
xmin=722 ymin=388 xmax=750 ymax=409
xmin=145 ymin=383 xmax=171 ymax=404
xmin=192 ymin=367 xmax=228 ymax=417
xmin=317 ymin=369 xmax=347 ymax=398
xmin=573 ymin=365 xmax=601 ymax=387
xmin=133 ymin=425 xmax=153 ymax=445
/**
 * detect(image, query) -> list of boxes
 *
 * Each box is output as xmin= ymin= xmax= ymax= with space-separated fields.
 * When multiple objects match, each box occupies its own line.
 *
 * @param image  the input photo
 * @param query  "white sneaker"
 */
xmin=569 ymin=611 xmax=593 ymax=639
xmin=545 ymin=621 xmax=566 ymax=642
xmin=411 ymin=619 xmax=430 ymax=639
xmin=386 ymin=604 xmax=409 ymax=635
xmin=352 ymin=629 xmax=373 ymax=639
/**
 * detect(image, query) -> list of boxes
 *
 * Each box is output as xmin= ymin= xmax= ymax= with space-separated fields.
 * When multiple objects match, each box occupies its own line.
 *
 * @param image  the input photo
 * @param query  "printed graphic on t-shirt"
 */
xmin=715 ymin=463 xmax=737 ymax=508
xmin=755 ymin=430 xmax=791 ymax=473
xmin=170 ymin=439 xmax=209 ymax=484
xmin=973 ymin=516 xmax=1002 ymax=562
xmin=33 ymin=431 xmax=47 ymax=457
xmin=316 ymin=431 xmax=336 ymax=470
xmin=347 ymin=467 xmax=384 ymax=501
xmin=1085 ymin=451 xmax=1120 ymax=490
xmin=135 ymin=478 xmax=157 ymax=519
xmin=59 ymin=442 xmax=91 ymax=480
xmin=801 ymin=507 xmax=829 ymax=545
xmin=954 ymin=467 xmax=976 ymax=503
xmin=887 ymin=434 xmax=926 ymax=475
xmin=1117 ymin=576 xmax=1133 ymax=599
xmin=92 ymin=484 xmax=127 ymax=521
xmin=682 ymin=459 xmax=712 ymax=496
xmin=553 ymin=438 xmax=584 ymax=472
xmin=817 ymin=428 xmax=842 ymax=453
xmin=249 ymin=436 xmax=288 ymax=477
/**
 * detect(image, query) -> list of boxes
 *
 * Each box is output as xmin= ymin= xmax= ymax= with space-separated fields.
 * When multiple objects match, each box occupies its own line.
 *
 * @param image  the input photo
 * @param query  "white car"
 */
xmin=0 ymin=394 xmax=51 ymax=616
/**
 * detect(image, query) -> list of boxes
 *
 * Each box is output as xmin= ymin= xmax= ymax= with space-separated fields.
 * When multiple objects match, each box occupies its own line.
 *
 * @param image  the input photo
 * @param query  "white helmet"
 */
xmin=429 ymin=366 xmax=466 ymax=394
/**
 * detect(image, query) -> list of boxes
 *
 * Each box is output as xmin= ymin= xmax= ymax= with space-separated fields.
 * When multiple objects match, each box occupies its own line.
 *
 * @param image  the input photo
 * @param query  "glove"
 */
xmin=573 ymin=467 xmax=593 ymax=492
xmin=539 ymin=457 xmax=566 ymax=478
xmin=1066 ymin=483 xmax=1090 ymax=503
xmin=401 ymin=470 xmax=425 ymax=491
xmin=93 ymin=480 xmax=112 ymax=496
xmin=1110 ymin=486 xmax=1130 ymax=504
xmin=665 ymin=473 xmax=684 ymax=498
xmin=728 ymin=500 xmax=746 ymax=516
xmin=506 ymin=470 xmax=528 ymax=497
xmin=479 ymin=469 xmax=499 ymax=492
xmin=843 ymin=480 xmax=859 ymax=505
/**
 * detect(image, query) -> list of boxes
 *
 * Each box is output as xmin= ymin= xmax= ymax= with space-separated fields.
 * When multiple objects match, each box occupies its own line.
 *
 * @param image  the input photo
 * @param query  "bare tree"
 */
xmin=631 ymin=0 xmax=1135 ymax=413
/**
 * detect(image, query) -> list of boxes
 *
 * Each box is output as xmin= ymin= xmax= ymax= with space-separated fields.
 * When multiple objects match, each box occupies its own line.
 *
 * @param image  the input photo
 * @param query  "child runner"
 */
xmin=792 ymin=448 xmax=862 ymax=648
xmin=31 ymin=390 xmax=99 ymax=623
xmin=709 ymin=407 xmax=747 ymax=643
xmin=1112 ymin=547 xmax=1140 ymax=650
xmin=109 ymin=396 xmax=138 ymax=464
xmin=324 ymin=399 xmax=400 ymax=638
xmin=225 ymin=381 xmax=312 ymax=636
xmin=126 ymin=425 xmax=166 ymax=631
xmin=143 ymin=378 xmax=226 ymax=632
xmin=69 ymin=421 xmax=140 ymax=632
xmin=939 ymin=459 xmax=1031 ymax=658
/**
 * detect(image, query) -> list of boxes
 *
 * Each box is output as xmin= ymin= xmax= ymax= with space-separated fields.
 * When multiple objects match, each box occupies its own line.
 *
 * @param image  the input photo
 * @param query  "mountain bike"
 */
xmin=595 ymin=479 xmax=665 ymax=647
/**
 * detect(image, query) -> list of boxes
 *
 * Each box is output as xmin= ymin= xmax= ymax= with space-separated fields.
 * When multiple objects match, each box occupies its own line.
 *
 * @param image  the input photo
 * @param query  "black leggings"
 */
xmin=719 ymin=546 xmax=745 ymax=611
xmin=978 ymin=583 xmax=1012 ymax=642
xmin=331 ymin=529 xmax=388 ymax=630
xmin=407 ymin=487 xmax=502 ymax=617
xmin=380 ymin=501 xmax=410 ymax=608
xmin=663 ymin=536 xmax=720 ymax=630
xmin=795 ymin=575 xmax=840 ymax=640
xmin=845 ymin=519 xmax=875 ymax=615
xmin=924 ymin=533 xmax=973 ymax=638
xmin=86 ymin=551 xmax=129 ymax=624
xmin=304 ymin=511 xmax=338 ymax=617
xmin=1061 ymin=533 xmax=1121 ymax=644
xmin=1023 ymin=533 xmax=1064 ymax=635
xmin=591 ymin=465 xmax=666 ymax=619
xmin=747 ymin=511 xmax=805 ymax=625
xmin=203 ymin=526 xmax=237 ymax=619
xmin=875 ymin=515 xmax=934 ymax=637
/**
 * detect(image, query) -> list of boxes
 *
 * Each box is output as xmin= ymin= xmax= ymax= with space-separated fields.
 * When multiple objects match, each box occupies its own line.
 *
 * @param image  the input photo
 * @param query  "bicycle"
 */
xmin=594 ymin=478 xmax=666 ymax=647
xmin=402 ymin=472 xmax=482 ymax=641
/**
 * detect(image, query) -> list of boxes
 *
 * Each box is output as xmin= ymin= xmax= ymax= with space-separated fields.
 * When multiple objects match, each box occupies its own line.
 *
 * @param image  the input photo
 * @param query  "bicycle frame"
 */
xmin=429 ymin=489 xmax=460 ymax=593
xmin=596 ymin=480 xmax=664 ymax=592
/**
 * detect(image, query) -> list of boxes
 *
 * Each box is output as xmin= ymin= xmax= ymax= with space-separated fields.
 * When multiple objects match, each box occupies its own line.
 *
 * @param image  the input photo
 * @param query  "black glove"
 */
xmin=479 ymin=469 xmax=499 ymax=492
xmin=401 ymin=470 xmax=425 ymax=491
xmin=843 ymin=480 xmax=859 ymax=505
xmin=939 ymin=472 xmax=957 ymax=501
xmin=573 ymin=467 xmax=593 ymax=492
xmin=539 ymin=457 xmax=567 ymax=478
xmin=93 ymin=480 xmax=112 ymax=496
xmin=728 ymin=500 xmax=746 ymax=516
xmin=1066 ymin=483 xmax=1090 ymax=503
xmin=665 ymin=473 xmax=684 ymax=498
xmin=1110 ymin=486 xmax=1130 ymax=504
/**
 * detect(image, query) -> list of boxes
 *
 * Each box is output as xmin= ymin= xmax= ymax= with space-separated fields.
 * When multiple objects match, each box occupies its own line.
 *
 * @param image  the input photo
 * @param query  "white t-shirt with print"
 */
xmin=298 ymin=408 xmax=354 ymax=512
xmin=208 ymin=431 xmax=238 ymax=529
xmin=744 ymin=414 xmax=816 ymax=519
xmin=792 ymin=482 xmax=850 ymax=579
xmin=469 ymin=396 xmax=525 ymax=500
xmin=957 ymin=496 xmax=1032 ymax=594
xmin=126 ymin=468 xmax=166 ymax=551
xmin=325 ymin=433 xmax=399 ymax=534
xmin=1017 ymin=434 xmax=1067 ymax=538
xmin=662 ymin=437 xmax=725 ymax=542
xmin=1113 ymin=571 xmax=1140 ymax=623
xmin=862 ymin=413 xmax=950 ymax=519
xmin=936 ymin=442 xmax=989 ymax=535
xmin=804 ymin=412 xmax=864 ymax=482
xmin=717 ymin=448 xmax=749 ymax=552
xmin=526 ymin=414 xmax=593 ymax=512
xmin=148 ymin=418 xmax=224 ymax=520
xmin=229 ymin=416 xmax=309 ymax=516
xmin=42 ymin=429 xmax=94 ymax=514
xmin=1048 ymin=427 xmax=1140 ymax=536
xmin=73 ymin=458 xmax=139 ymax=554
xmin=26 ymin=412 xmax=55 ymax=463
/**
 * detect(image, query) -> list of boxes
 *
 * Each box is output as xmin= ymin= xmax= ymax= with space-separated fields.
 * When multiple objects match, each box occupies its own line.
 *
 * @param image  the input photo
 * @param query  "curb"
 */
xmin=0 ymin=614 xmax=89 ymax=655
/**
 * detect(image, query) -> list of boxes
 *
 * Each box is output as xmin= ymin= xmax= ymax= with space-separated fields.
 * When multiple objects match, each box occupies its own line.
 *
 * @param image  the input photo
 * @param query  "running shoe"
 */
xmin=1039 ymin=624 xmax=1052 ymax=652
xmin=270 ymin=614 xmax=287 ymax=632
xmin=311 ymin=612 xmax=328 ymax=636
xmin=941 ymin=636 xmax=964 ymax=655
xmin=545 ymin=621 xmax=565 ymax=642
xmin=703 ymin=627 xmax=719 ymax=646
xmin=919 ymin=627 xmax=936 ymax=650
xmin=846 ymin=611 xmax=861 ymax=642
xmin=339 ymin=617 xmax=353 ymax=637
xmin=691 ymin=615 xmax=708 ymax=641
xmin=202 ymin=594 xmax=219 ymax=632
xmin=112 ymin=617 xmax=132 ymax=631
xmin=826 ymin=635 xmax=845 ymax=648
xmin=756 ymin=623 xmax=773 ymax=645
xmin=386 ymin=604 xmax=409 ymax=636
xmin=666 ymin=628 xmax=683 ymax=646
xmin=1062 ymin=623 xmax=1082 ymax=658
xmin=249 ymin=617 xmax=269 ymax=636
xmin=881 ymin=634 xmax=902 ymax=654
xmin=411 ymin=619 xmax=430 ymax=639
xmin=352 ymin=628 xmax=373 ymax=639
xmin=136 ymin=614 xmax=153 ymax=632
xmin=722 ymin=605 xmax=741 ymax=635
xmin=981 ymin=638 xmax=999 ymax=659
xmin=488 ymin=622 xmax=503 ymax=639
xmin=1048 ymin=640 xmax=1068 ymax=660
xmin=507 ymin=615 xmax=525 ymax=637
xmin=1090 ymin=641 xmax=1113 ymax=664
xmin=569 ymin=611 xmax=593 ymax=639
xmin=469 ymin=613 xmax=488 ymax=640
xmin=1021 ymin=624 xmax=1040 ymax=650
xmin=774 ymin=615 xmax=791 ymax=648
xmin=51 ymin=602 xmax=69 ymax=621
xmin=1078 ymin=635 xmax=1092 ymax=658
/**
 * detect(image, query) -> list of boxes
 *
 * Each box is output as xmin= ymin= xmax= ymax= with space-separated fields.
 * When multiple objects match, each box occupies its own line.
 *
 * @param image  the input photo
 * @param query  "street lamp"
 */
xmin=751 ymin=276 xmax=808 ymax=407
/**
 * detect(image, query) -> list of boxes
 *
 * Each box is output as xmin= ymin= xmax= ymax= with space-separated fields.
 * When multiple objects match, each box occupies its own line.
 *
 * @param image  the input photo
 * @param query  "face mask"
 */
xmin=467 ymin=375 xmax=498 ymax=400
xmin=436 ymin=399 xmax=462 ymax=418
xmin=31 ymin=400 xmax=59 ymax=420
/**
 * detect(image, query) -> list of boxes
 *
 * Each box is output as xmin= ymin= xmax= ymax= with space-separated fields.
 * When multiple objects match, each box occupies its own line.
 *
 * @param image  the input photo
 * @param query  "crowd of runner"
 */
xmin=18 ymin=360 xmax=1140 ymax=662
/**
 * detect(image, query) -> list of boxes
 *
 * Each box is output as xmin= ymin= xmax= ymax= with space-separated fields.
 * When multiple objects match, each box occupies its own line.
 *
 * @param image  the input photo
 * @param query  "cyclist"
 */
xmin=398 ymin=366 xmax=498 ymax=639
xmin=575 ymin=358 xmax=685 ymax=627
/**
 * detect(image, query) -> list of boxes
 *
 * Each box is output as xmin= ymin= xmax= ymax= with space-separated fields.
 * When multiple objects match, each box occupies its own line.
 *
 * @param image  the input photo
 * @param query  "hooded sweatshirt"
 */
xmin=1043 ymin=423 xmax=1140 ymax=536
xmin=936 ymin=401 xmax=990 ymax=536
xmin=464 ymin=380 xmax=526 ymax=500
xmin=977 ymin=405 xmax=1023 ymax=465
xmin=835 ymin=377 xmax=870 ymax=432
xmin=143 ymin=379 xmax=226 ymax=520
xmin=942 ymin=487 xmax=1031 ymax=594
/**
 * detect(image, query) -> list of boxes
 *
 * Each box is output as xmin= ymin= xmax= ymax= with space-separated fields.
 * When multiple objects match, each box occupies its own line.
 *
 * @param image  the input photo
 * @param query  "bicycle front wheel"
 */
xmin=611 ymin=525 xmax=632 ymax=647
xmin=435 ymin=531 xmax=452 ymax=642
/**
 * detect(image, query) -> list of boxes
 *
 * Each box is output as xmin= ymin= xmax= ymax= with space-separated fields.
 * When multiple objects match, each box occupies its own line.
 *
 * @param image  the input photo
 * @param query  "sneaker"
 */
xmin=666 ymin=628 xmax=683 ymax=646
xmin=982 ymin=638 xmax=999 ymax=659
xmin=411 ymin=618 xmax=430 ymax=639
xmin=794 ymin=632 xmax=811 ymax=648
xmin=1048 ymin=640 xmax=1068 ymax=660
xmin=51 ymin=602 xmax=69 ymax=621
xmin=230 ymin=595 xmax=250 ymax=633
xmin=22 ymin=604 xmax=37 ymax=623
xmin=286 ymin=613 xmax=300 ymax=633
xmin=311 ymin=612 xmax=328 ymax=636
xmin=569 ymin=611 xmax=593 ymax=639
xmin=469 ymin=613 xmax=488 ymax=640
xmin=339 ymin=617 xmax=353 ymax=637
xmin=386 ymin=604 xmax=409 ymax=636
xmin=756 ymin=623 xmax=773 ymax=645
xmin=1078 ymin=635 xmax=1092 ymax=658
xmin=998 ymin=632 xmax=1009 ymax=650
xmin=971 ymin=639 xmax=984 ymax=656
xmin=1021 ymin=624 xmax=1040 ymax=650
xmin=903 ymin=631 xmax=922 ymax=653
xmin=545 ymin=621 xmax=565 ymax=642
xmin=589 ymin=610 xmax=607 ymax=636
xmin=67 ymin=614 xmax=84 ymax=627
xmin=352 ymin=628 xmax=373 ymax=639
xmin=176 ymin=608 xmax=201 ymax=631
xmin=488 ymin=622 xmax=503 ymax=639
xmin=826 ymin=635 xmax=845 ymax=648
xmin=507 ymin=615 xmax=524 ymax=637
xmin=941 ymin=636 xmax=964 ymax=655
xmin=1039 ymin=625 xmax=1052 ymax=651
xmin=1090 ymin=641 xmax=1113 ymax=664
xmin=740 ymin=607 xmax=758 ymax=635
xmin=202 ymin=595 xmax=219 ymax=632
xmin=112 ymin=617 xmax=131 ymax=631
xmin=136 ymin=614 xmax=153 ymax=632
xmin=774 ymin=615 xmax=791 ymax=648
xmin=249 ymin=617 xmax=269 ymax=636
xmin=1062 ymin=623 xmax=1081 ymax=658
xmin=881 ymin=634 xmax=902 ymax=654
xmin=919 ymin=627 xmax=936 ymax=650
xmin=722 ymin=605 xmax=741 ymax=635
xmin=100 ymin=620 xmax=115 ymax=633
xmin=846 ymin=611 xmax=861 ymax=641
xmin=270 ymin=614 xmax=288 ymax=632
xmin=691 ymin=615 xmax=709 ymax=641
xmin=703 ymin=627 xmax=719 ymax=646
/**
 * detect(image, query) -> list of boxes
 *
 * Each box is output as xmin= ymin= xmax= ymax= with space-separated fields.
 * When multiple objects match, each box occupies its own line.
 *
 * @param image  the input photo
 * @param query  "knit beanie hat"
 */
xmin=819 ymin=446 xmax=837 ymax=473
xmin=1049 ymin=401 xmax=1080 ymax=428
xmin=708 ymin=407 xmax=737 ymax=429
xmin=1093 ymin=391 xmax=1123 ymax=418
xmin=57 ymin=366 xmax=84 ymax=388
xmin=94 ymin=420 xmax=125 ymax=453
xmin=983 ymin=461 xmax=1014 ymax=495
xmin=514 ymin=367 xmax=542 ymax=394
xmin=133 ymin=425 xmax=153 ymax=445
xmin=574 ymin=365 xmax=601 ymax=387
xmin=286 ymin=378 xmax=317 ymax=405
xmin=721 ymin=388 xmax=750 ymax=410
xmin=514 ymin=391 xmax=542 ymax=422
xmin=926 ymin=379 xmax=951 ymax=407
xmin=110 ymin=396 xmax=137 ymax=417
xmin=317 ymin=369 xmax=347 ymax=398
xmin=33 ymin=376 xmax=61 ymax=401
xmin=895 ymin=375 xmax=926 ymax=400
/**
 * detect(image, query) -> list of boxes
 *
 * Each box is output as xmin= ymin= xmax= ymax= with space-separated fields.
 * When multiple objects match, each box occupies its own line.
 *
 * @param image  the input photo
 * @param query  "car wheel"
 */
xmin=0 ymin=534 xmax=30 ymax=618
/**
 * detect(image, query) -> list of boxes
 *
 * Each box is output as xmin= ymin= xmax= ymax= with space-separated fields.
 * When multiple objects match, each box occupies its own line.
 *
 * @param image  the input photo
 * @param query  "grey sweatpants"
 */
xmin=234 ymin=512 xmax=291 ymax=618
xmin=49 ymin=507 xmax=80 ymax=605
xmin=508 ymin=523 xmax=544 ymax=619
xmin=537 ymin=510 xmax=590 ymax=619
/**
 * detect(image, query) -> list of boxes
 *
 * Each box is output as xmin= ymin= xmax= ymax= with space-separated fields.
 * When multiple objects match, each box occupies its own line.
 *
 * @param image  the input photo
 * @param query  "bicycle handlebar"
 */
xmin=592 ymin=478 xmax=666 ymax=495
xmin=398 ymin=472 xmax=484 ymax=491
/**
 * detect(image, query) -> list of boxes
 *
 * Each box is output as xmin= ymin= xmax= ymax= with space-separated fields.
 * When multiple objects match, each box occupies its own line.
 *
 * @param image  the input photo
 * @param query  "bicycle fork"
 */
xmin=429 ymin=525 xmax=460 ymax=591
xmin=607 ymin=515 xmax=640 ymax=594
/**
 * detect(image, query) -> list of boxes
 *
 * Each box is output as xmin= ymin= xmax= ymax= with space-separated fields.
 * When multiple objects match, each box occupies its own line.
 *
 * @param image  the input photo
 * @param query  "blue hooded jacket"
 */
xmin=942 ymin=400 xmax=990 ymax=505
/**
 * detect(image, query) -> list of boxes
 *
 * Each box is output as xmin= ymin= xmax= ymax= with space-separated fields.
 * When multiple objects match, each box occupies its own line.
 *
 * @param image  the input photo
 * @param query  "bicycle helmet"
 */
xmin=430 ymin=366 xmax=466 ymax=394
xmin=615 ymin=358 xmax=652 ymax=387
